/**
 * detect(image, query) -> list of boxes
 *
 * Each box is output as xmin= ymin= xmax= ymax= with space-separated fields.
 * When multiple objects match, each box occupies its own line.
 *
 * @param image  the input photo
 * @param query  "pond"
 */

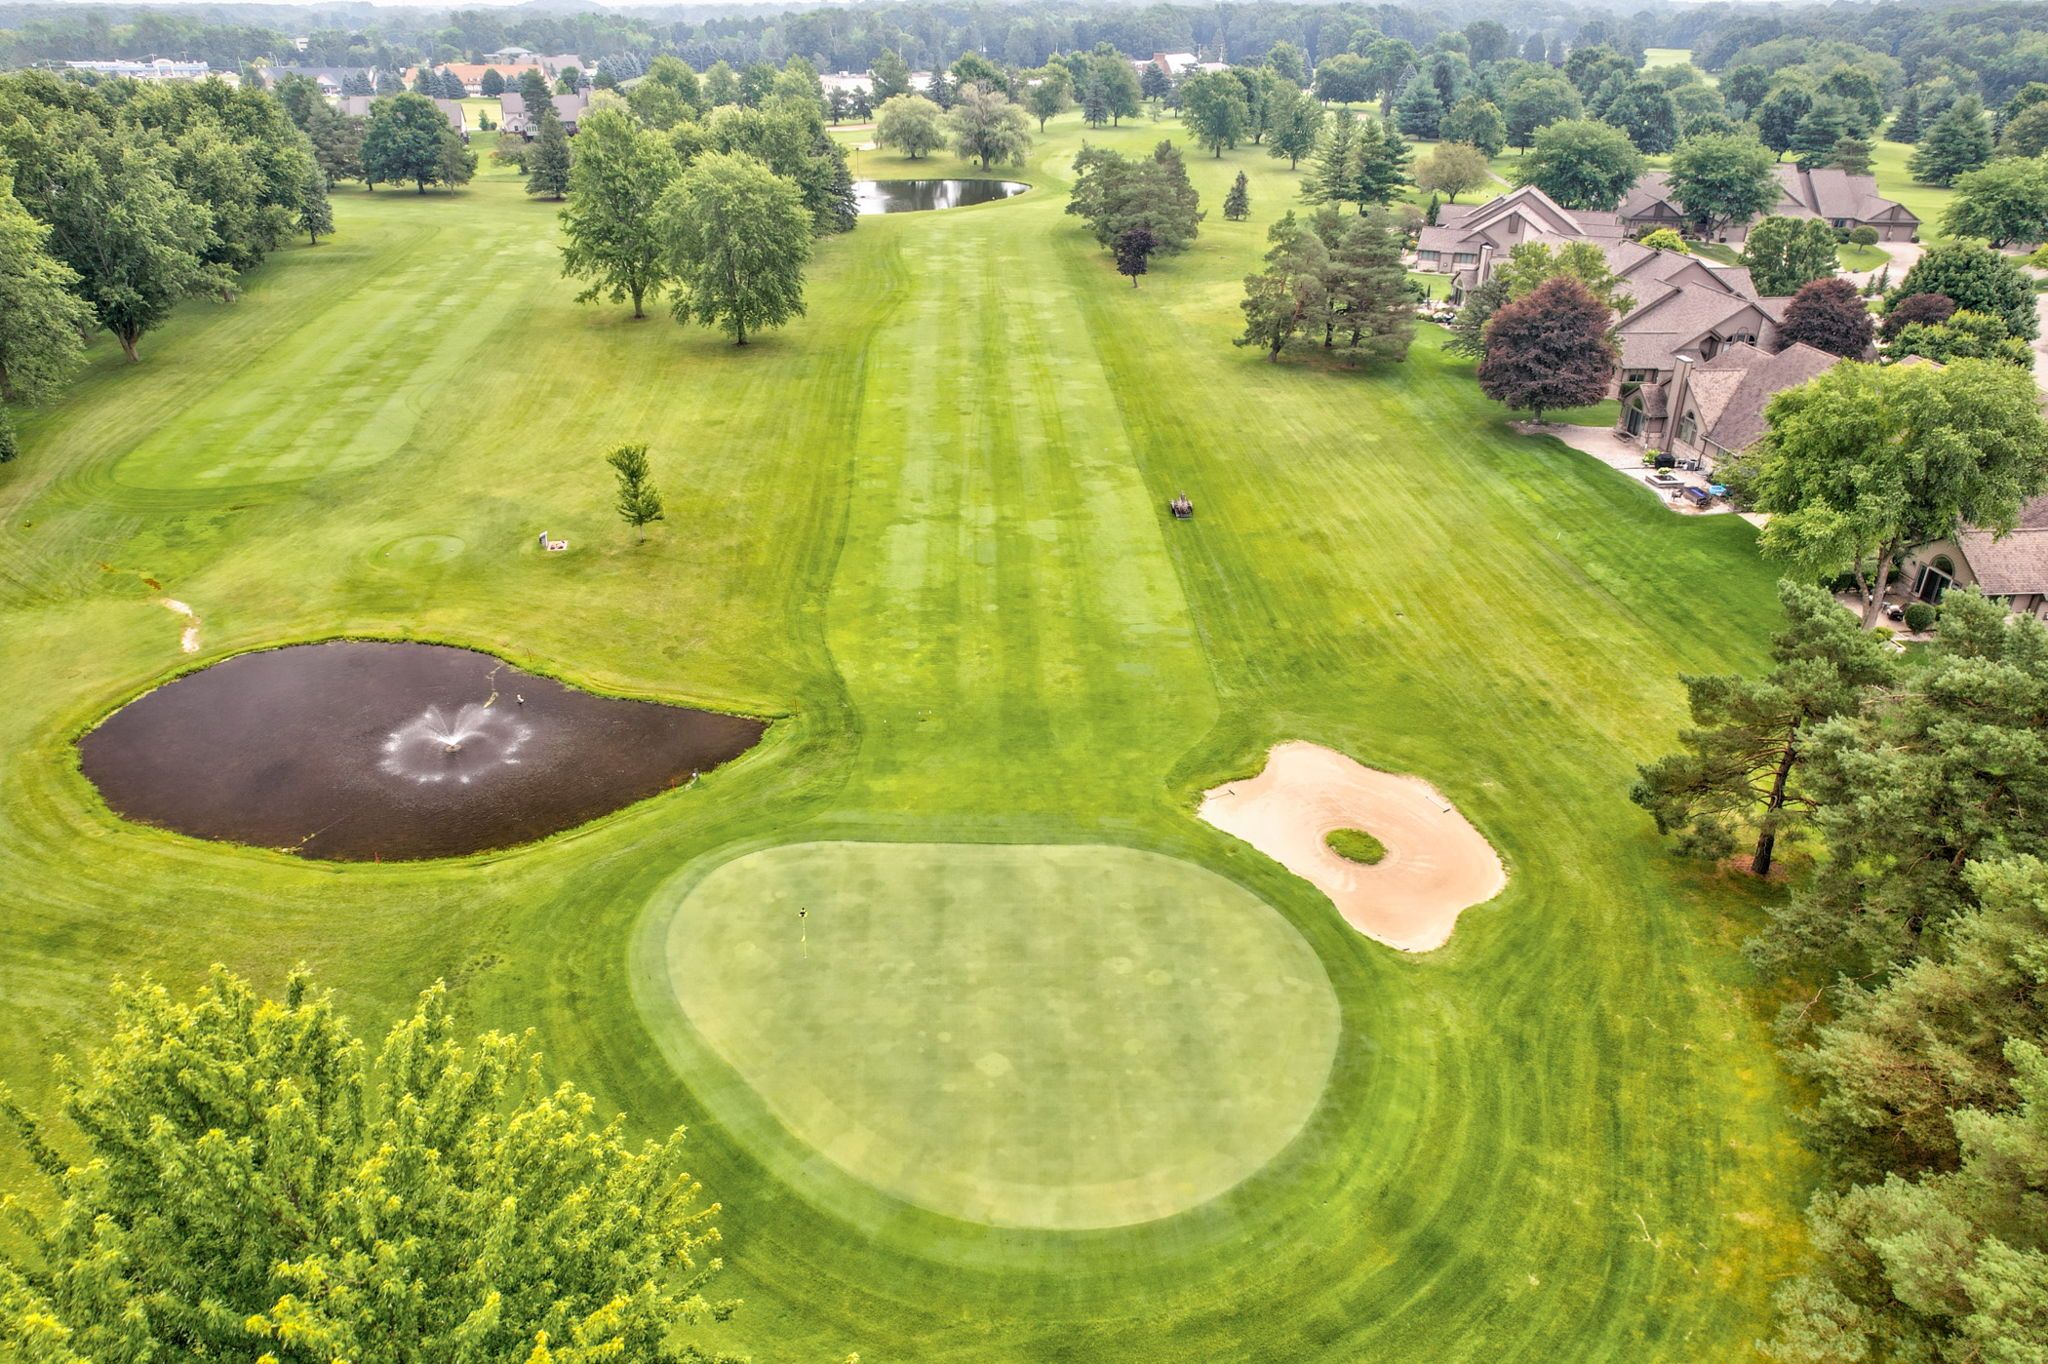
xmin=77 ymin=641 xmax=765 ymax=861
xmin=853 ymin=179 xmax=1029 ymax=214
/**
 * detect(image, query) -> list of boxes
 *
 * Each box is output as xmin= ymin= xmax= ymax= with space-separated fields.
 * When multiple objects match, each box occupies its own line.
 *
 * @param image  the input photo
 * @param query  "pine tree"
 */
xmin=1425 ymin=192 xmax=1440 ymax=225
xmin=1888 ymin=87 xmax=1922 ymax=144
xmin=296 ymin=161 xmax=334 ymax=243
xmin=1910 ymin=95 xmax=1993 ymax=185
xmin=1223 ymin=170 xmax=1249 ymax=221
xmin=1394 ymin=71 xmax=1443 ymax=139
xmin=526 ymin=107 xmax=572 ymax=200
xmin=1307 ymin=113 xmax=1358 ymax=205
xmin=606 ymin=443 xmax=665 ymax=540
xmin=1349 ymin=116 xmax=1411 ymax=209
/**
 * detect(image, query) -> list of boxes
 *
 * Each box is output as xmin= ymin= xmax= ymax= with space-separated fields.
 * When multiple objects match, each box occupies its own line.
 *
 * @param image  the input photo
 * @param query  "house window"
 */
xmin=1417 ymin=250 xmax=1440 ymax=262
xmin=1453 ymin=252 xmax=1479 ymax=265
xmin=1624 ymin=403 xmax=1644 ymax=436
xmin=1676 ymin=412 xmax=1697 ymax=445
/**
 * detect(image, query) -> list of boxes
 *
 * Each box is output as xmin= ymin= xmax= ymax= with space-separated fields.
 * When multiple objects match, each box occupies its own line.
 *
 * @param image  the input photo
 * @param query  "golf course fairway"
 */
xmin=2 ymin=113 xmax=1812 ymax=1360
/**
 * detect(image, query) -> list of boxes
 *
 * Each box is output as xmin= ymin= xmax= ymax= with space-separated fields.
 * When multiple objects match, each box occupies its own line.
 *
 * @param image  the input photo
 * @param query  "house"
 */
xmin=1616 ymin=342 xmax=1839 ymax=462
xmin=338 ymin=95 xmax=467 ymax=136
xmin=499 ymin=91 xmax=590 ymax=137
xmin=484 ymin=47 xmax=539 ymax=65
xmin=536 ymin=54 xmax=587 ymax=78
xmin=1620 ymin=165 xmax=1918 ymax=243
xmin=1414 ymin=185 xmax=1631 ymax=293
xmin=407 ymin=62 xmax=543 ymax=96
xmin=260 ymin=64 xmax=370 ymax=95
xmin=1900 ymin=495 xmax=2048 ymax=621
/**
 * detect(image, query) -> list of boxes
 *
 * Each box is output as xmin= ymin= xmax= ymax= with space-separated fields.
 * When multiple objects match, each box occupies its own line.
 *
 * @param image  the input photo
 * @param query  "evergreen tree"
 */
xmin=1830 ymin=136 xmax=1873 ymax=175
xmin=1394 ymin=71 xmax=1443 ymax=139
xmin=517 ymin=67 xmax=554 ymax=127
xmin=1633 ymin=580 xmax=1893 ymax=875
xmin=410 ymin=64 xmax=435 ymax=95
xmin=925 ymin=66 xmax=952 ymax=110
xmin=870 ymin=49 xmax=912 ymax=103
xmin=1307 ymin=112 xmax=1358 ymax=205
xmin=1445 ymin=275 xmax=1507 ymax=358
xmin=295 ymin=160 xmax=334 ymax=244
xmin=480 ymin=68 xmax=506 ymax=97
xmin=606 ymin=443 xmax=665 ymax=539
xmin=1235 ymin=210 xmax=1329 ymax=359
xmin=1065 ymin=141 xmax=1204 ymax=258
xmin=1755 ymin=86 xmax=1813 ymax=159
xmin=1223 ymin=170 xmax=1250 ymax=221
xmin=1311 ymin=206 xmax=1414 ymax=360
xmin=525 ymin=106 xmax=572 ymax=201
xmin=1888 ymin=87 xmax=1922 ymax=143
xmin=1790 ymin=100 xmax=1850 ymax=168
xmin=1348 ymin=115 xmax=1411 ymax=208
xmin=1911 ymin=95 xmax=1993 ymax=185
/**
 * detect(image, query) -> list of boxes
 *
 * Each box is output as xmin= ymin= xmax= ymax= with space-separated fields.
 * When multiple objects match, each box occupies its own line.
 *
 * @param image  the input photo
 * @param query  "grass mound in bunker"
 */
xmin=1325 ymin=828 xmax=1386 ymax=864
xmin=660 ymin=841 xmax=1341 ymax=1230
xmin=77 ymin=641 xmax=763 ymax=860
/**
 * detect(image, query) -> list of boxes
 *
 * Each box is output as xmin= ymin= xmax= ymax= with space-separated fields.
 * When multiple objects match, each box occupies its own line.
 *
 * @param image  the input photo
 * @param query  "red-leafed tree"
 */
xmin=1879 ymin=291 xmax=1956 ymax=340
xmin=1774 ymin=277 xmax=1875 ymax=358
xmin=1476 ymin=276 xmax=1617 ymax=422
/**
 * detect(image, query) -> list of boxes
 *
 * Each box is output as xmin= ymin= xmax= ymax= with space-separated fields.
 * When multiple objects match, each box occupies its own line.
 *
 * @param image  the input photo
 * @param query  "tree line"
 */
xmin=0 ymin=69 xmax=330 ymax=460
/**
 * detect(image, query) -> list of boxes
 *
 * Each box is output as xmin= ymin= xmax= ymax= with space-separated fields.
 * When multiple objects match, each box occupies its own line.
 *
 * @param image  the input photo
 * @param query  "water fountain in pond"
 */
xmin=380 ymin=702 xmax=532 ymax=785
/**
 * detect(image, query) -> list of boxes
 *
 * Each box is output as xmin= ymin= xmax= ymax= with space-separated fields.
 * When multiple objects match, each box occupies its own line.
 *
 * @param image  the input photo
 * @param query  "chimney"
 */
xmin=1477 ymin=240 xmax=1494 ymax=285
xmin=1669 ymin=353 xmax=1697 ymax=442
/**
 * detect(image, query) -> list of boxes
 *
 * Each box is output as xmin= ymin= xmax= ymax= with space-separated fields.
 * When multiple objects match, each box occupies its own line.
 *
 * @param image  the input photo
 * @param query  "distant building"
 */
xmin=1621 ymin=164 xmax=1918 ymax=244
xmin=483 ymin=47 xmax=539 ymax=65
xmin=337 ymin=94 xmax=468 ymax=137
xmin=64 ymin=59 xmax=213 ymax=81
xmin=261 ymin=64 xmax=371 ymax=96
xmin=407 ymin=62 xmax=544 ymax=97
xmin=1145 ymin=51 xmax=1227 ymax=77
xmin=499 ymin=91 xmax=590 ymax=137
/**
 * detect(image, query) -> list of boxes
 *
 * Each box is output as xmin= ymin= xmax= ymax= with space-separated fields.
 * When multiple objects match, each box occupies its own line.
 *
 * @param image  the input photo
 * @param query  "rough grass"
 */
xmin=0 ymin=115 xmax=1811 ymax=1361
xmin=1326 ymin=827 xmax=1388 ymax=864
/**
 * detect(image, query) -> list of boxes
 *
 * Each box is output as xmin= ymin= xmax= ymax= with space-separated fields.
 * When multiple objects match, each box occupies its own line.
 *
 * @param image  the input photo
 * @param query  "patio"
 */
xmin=1514 ymin=423 xmax=1767 ymax=525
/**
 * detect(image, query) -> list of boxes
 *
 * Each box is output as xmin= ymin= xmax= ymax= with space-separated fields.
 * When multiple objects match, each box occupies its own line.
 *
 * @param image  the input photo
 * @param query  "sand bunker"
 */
xmin=1198 ymin=741 xmax=1507 ymax=952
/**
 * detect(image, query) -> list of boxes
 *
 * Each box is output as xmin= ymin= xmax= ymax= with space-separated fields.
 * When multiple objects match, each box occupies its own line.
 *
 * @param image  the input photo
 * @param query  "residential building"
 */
xmin=499 ymin=91 xmax=590 ymax=137
xmin=338 ymin=94 xmax=467 ymax=136
xmin=64 ymin=59 xmax=214 ymax=81
xmin=484 ymin=47 xmax=539 ymax=65
xmin=1617 ymin=342 xmax=1839 ymax=463
xmin=1414 ymin=185 xmax=1631 ymax=292
xmin=1620 ymin=164 xmax=1918 ymax=243
xmin=407 ymin=62 xmax=543 ymax=96
xmin=261 ymin=64 xmax=370 ymax=95
xmin=1900 ymin=495 xmax=2048 ymax=621
xmin=536 ymin=54 xmax=587 ymax=78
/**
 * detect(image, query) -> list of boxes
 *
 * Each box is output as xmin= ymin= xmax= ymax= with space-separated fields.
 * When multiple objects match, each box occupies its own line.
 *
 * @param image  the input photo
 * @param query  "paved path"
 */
xmin=1512 ymin=422 xmax=1767 ymax=523
xmin=1843 ymin=237 xmax=1923 ymax=291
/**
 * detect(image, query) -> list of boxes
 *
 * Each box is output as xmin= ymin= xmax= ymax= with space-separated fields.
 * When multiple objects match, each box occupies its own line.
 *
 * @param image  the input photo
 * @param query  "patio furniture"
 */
xmin=1682 ymin=485 xmax=1714 ymax=508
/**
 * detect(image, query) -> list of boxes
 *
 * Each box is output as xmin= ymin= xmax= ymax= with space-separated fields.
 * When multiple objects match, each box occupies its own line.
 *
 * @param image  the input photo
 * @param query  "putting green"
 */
xmin=662 ymin=841 xmax=1341 ymax=1229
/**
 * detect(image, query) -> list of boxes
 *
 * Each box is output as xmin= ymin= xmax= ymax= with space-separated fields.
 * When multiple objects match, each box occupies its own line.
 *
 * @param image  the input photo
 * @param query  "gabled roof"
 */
xmin=1616 ymin=284 xmax=1771 ymax=372
xmin=1687 ymin=341 xmax=1840 ymax=452
xmin=1957 ymin=495 xmax=2048 ymax=594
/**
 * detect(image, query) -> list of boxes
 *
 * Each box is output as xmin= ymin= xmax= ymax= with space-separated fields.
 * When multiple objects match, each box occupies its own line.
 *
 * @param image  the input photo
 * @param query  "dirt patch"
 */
xmin=159 ymin=598 xmax=200 ymax=653
xmin=1198 ymin=741 xmax=1507 ymax=952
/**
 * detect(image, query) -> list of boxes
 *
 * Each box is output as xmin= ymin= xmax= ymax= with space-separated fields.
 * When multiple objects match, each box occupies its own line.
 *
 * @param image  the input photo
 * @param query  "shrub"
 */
xmin=1903 ymin=601 xmax=1938 ymax=632
xmin=1326 ymin=827 xmax=1387 ymax=864
xmin=1849 ymin=226 xmax=1879 ymax=246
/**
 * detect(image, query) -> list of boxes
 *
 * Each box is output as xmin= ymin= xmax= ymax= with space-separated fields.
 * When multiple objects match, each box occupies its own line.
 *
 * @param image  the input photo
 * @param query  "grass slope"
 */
xmin=2 ymin=116 xmax=1809 ymax=1360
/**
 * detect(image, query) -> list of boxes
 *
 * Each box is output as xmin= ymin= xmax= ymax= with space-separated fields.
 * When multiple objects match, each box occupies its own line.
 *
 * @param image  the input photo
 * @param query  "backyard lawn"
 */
xmin=0 ymin=114 xmax=1807 ymax=1361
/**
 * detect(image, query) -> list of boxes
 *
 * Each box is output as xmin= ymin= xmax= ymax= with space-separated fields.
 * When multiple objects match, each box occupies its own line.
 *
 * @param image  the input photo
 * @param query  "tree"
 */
xmin=1565 ymin=44 xmax=1632 ymax=101
xmin=1884 ymin=309 xmax=2034 ymax=368
xmin=1359 ymin=39 xmax=1417 ymax=115
xmin=1311 ymin=207 xmax=1414 ymax=360
xmin=526 ymin=106 xmax=572 ymax=201
xmin=411 ymin=64 xmax=435 ymax=96
xmin=1830 ymin=136 xmax=1874 ymax=175
xmin=1090 ymin=48 xmax=1142 ymax=127
xmin=0 ymin=968 xmax=732 ymax=1360
xmin=1113 ymin=226 xmax=1158 ymax=286
xmin=1477 ymin=276 xmax=1617 ymax=421
xmin=1413 ymin=140 xmax=1490 ymax=203
xmin=1346 ymin=116 xmax=1411 ymax=209
xmin=945 ymin=83 xmax=1030 ymax=169
xmin=1313 ymin=52 xmax=1372 ymax=107
xmin=870 ymin=49 xmax=912 ymax=103
xmin=1518 ymin=118 xmax=1644 ymax=211
xmin=1752 ymin=358 xmax=2048 ymax=626
xmin=480 ymin=67 xmax=506 ymax=97
xmin=1067 ymin=141 xmax=1203 ymax=258
xmin=561 ymin=106 xmax=681 ymax=319
xmin=1445 ymin=274 xmax=1506 ymax=359
xmin=1880 ymin=291 xmax=1956 ymax=339
xmin=1775 ymin=277 xmax=1874 ymax=358
xmin=1222 ymin=170 xmax=1249 ymax=221
xmin=1441 ymin=96 xmax=1506 ymax=157
xmin=1266 ymin=84 xmax=1323 ymax=169
xmin=1265 ymin=41 xmax=1306 ymax=86
xmin=0 ymin=173 xmax=92 ymax=462
xmin=1491 ymin=239 xmax=1633 ymax=312
xmin=295 ymin=161 xmax=334 ymax=245
xmin=1754 ymin=86 xmax=1812 ymax=160
xmin=1394 ymin=72 xmax=1444 ymax=139
xmin=1789 ymin=99 xmax=1850 ymax=169
xmin=1632 ymin=580 xmax=1893 ymax=875
xmin=702 ymin=60 xmax=740 ymax=108
xmin=2000 ymin=103 xmax=2048 ymax=158
xmin=1888 ymin=87 xmax=1923 ymax=144
xmin=518 ymin=67 xmax=554 ymax=119
xmin=701 ymin=104 xmax=857 ymax=235
xmin=1306 ymin=112 xmax=1357 ymax=204
xmin=607 ymin=443 xmax=665 ymax=539
xmin=658 ymin=150 xmax=811 ymax=346
xmin=1640 ymin=227 xmax=1688 ymax=253
xmin=1944 ymin=157 xmax=2048 ymax=247
xmin=1911 ymin=95 xmax=1993 ymax=186
xmin=1179 ymin=69 xmax=1250 ymax=156
xmin=1024 ymin=65 xmax=1071 ymax=131
xmin=1739 ymin=215 xmax=1842 ymax=297
xmin=305 ymin=102 xmax=364 ymax=186
xmin=18 ymin=123 xmax=228 ymax=362
xmin=1236 ymin=211 xmax=1328 ymax=358
xmin=1603 ymin=79 xmax=1681 ymax=154
xmin=363 ymin=92 xmax=463 ymax=193
xmin=1890 ymin=240 xmax=2039 ymax=340
xmin=1722 ymin=65 xmax=1771 ymax=117
xmin=1504 ymin=74 xmax=1581 ymax=150
xmin=875 ymin=92 xmax=945 ymax=158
